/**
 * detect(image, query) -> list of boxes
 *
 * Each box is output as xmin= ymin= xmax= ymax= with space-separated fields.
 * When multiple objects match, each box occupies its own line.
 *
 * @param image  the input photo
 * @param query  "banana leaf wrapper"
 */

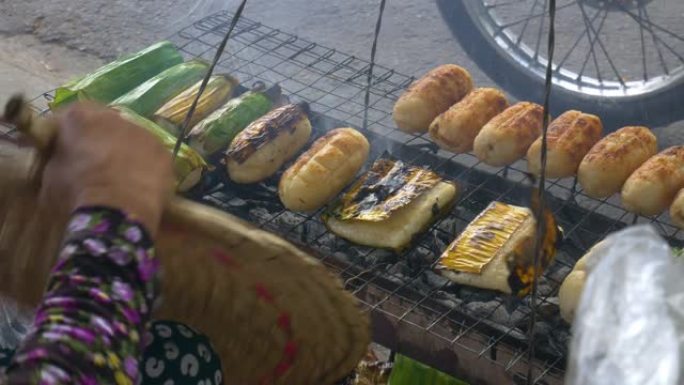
xmin=50 ymin=41 xmax=183 ymax=110
xmin=112 ymin=60 xmax=210 ymax=118
xmin=116 ymin=107 xmax=208 ymax=192
xmin=389 ymin=354 xmax=469 ymax=385
xmin=153 ymin=74 xmax=239 ymax=136
xmin=187 ymin=91 xmax=273 ymax=157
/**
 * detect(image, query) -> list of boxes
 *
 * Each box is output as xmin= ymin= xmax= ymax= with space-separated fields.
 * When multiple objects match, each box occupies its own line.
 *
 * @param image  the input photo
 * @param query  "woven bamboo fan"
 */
xmin=0 ymin=99 xmax=370 ymax=385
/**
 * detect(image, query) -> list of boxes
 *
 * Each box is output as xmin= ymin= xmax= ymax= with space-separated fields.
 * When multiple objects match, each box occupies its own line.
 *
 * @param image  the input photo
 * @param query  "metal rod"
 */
xmin=172 ymin=0 xmax=249 ymax=158
xmin=527 ymin=0 xmax=556 ymax=384
xmin=363 ymin=0 xmax=388 ymax=132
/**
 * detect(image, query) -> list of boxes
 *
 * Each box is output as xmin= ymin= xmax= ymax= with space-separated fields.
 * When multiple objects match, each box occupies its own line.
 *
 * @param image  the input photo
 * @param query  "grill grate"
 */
xmin=21 ymin=11 xmax=684 ymax=385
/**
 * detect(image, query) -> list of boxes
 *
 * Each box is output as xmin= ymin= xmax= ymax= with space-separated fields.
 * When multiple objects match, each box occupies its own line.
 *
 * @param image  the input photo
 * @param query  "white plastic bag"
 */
xmin=566 ymin=225 xmax=684 ymax=385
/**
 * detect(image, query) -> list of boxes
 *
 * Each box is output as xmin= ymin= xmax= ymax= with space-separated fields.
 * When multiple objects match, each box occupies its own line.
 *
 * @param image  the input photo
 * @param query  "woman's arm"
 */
xmin=6 ymin=207 xmax=157 ymax=385
xmin=4 ymin=103 xmax=173 ymax=385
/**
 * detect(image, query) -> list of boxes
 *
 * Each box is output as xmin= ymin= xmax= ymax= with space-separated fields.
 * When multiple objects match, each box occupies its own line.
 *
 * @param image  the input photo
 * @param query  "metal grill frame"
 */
xmin=14 ymin=11 xmax=684 ymax=385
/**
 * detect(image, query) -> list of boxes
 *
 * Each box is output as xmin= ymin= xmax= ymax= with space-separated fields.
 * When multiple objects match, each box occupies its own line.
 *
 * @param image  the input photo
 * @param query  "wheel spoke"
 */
xmin=619 ymin=5 xmax=684 ymax=44
xmin=533 ymin=0 xmax=549 ymax=60
xmin=577 ymin=7 xmax=608 ymax=82
xmin=497 ymin=1 xmax=574 ymax=31
xmin=643 ymin=6 xmax=670 ymax=76
xmin=475 ymin=0 xmax=684 ymax=96
xmin=555 ymin=6 xmax=602 ymax=72
xmin=578 ymin=1 xmax=625 ymax=86
xmin=621 ymin=5 xmax=684 ymax=66
xmin=485 ymin=0 xmax=527 ymax=9
xmin=638 ymin=6 xmax=648 ymax=81
xmin=510 ymin=0 xmax=540 ymax=45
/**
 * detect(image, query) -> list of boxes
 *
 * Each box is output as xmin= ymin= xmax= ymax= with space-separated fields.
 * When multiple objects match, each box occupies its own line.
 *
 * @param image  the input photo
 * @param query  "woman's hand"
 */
xmin=40 ymin=102 xmax=174 ymax=236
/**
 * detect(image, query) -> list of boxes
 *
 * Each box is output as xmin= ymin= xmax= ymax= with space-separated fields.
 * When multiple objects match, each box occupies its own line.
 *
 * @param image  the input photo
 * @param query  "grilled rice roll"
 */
xmin=578 ymin=126 xmax=657 ymax=198
xmin=526 ymin=110 xmax=603 ymax=178
xmin=473 ymin=102 xmax=545 ymax=167
xmin=279 ymin=127 xmax=370 ymax=212
xmin=621 ymin=145 xmax=684 ymax=216
xmin=393 ymin=64 xmax=473 ymax=134
xmin=323 ymin=158 xmax=459 ymax=251
xmin=558 ymin=241 xmax=605 ymax=322
xmin=153 ymin=74 xmax=239 ymax=136
xmin=428 ymin=87 xmax=508 ymax=154
xmin=436 ymin=198 xmax=560 ymax=296
xmin=670 ymin=189 xmax=684 ymax=229
xmin=225 ymin=103 xmax=312 ymax=184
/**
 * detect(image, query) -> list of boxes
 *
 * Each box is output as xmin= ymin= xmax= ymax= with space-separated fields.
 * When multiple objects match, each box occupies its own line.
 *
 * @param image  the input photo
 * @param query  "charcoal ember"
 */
xmin=227 ymin=197 xmax=247 ymax=207
xmin=387 ymin=261 xmax=411 ymax=278
xmin=290 ymin=220 xmax=328 ymax=243
xmin=403 ymin=274 xmax=437 ymax=294
xmin=436 ymin=215 xmax=467 ymax=237
xmin=406 ymin=140 xmax=440 ymax=154
xmin=401 ymin=251 xmax=430 ymax=273
xmin=433 ymin=295 xmax=463 ymax=310
xmin=248 ymin=206 xmax=274 ymax=224
xmin=529 ymin=321 xmax=568 ymax=358
xmin=385 ymin=273 xmax=405 ymax=286
xmin=423 ymin=270 xmax=450 ymax=289
xmin=269 ymin=211 xmax=305 ymax=229
xmin=464 ymin=301 xmax=503 ymax=320
xmin=450 ymin=285 xmax=500 ymax=304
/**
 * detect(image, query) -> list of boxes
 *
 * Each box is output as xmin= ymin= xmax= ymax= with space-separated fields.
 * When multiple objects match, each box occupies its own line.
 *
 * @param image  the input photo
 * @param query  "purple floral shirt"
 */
xmin=3 ymin=207 xmax=159 ymax=385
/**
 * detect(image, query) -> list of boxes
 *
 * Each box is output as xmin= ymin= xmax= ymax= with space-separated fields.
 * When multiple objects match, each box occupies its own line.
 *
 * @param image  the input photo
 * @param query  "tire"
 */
xmin=436 ymin=0 xmax=684 ymax=130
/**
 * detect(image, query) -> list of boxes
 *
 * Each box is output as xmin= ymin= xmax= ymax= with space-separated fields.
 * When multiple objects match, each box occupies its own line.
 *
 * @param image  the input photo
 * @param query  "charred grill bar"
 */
xmin=24 ymin=11 xmax=684 ymax=385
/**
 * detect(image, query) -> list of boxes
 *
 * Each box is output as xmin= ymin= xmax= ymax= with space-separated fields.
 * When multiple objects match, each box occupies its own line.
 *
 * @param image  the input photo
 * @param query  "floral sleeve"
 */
xmin=4 ymin=207 xmax=160 ymax=385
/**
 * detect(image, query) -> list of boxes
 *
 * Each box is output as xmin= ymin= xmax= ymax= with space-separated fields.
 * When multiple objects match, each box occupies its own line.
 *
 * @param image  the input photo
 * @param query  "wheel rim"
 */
xmin=468 ymin=0 xmax=684 ymax=99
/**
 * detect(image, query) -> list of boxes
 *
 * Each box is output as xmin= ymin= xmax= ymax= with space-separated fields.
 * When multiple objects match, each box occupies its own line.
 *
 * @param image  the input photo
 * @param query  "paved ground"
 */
xmin=0 ymin=0 xmax=683 ymax=141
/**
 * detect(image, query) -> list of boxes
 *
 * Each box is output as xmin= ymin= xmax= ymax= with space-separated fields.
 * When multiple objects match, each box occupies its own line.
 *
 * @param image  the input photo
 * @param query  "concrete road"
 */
xmin=1 ymin=0 xmax=683 ymax=140
xmin=0 ymin=0 xmax=490 ymax=81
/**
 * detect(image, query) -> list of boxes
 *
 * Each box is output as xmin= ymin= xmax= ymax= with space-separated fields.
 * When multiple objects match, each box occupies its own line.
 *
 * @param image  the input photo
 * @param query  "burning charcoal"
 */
xmin=406 ymin=141 xmax=440 ymax=154
xmin=248 ymin=207 xmax=273 ymax=224
xmin=464 ymin=301 xmax=501 ymax=320
xmin=270 ymin=211 xmax=305 ymax=229
xmin=423 ymin=270 xmax=450 ymax=289
xmin=226 ymin=197 xmax=247 ymax=207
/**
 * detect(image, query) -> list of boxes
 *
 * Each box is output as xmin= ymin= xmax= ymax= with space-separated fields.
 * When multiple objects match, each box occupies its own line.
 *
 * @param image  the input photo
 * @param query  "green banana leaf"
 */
xmin=389 ymin=354 xmax=469 ymax=385
xmin=50 ymin=41 xmax=183 ymax=110
xmin=111 ymin=60 xmax=209 ymax=118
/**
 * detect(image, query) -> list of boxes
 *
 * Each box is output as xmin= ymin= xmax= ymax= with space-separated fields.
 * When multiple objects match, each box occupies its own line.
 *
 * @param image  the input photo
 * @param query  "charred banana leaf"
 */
xmin=332 ymin=159 xmax=442 ymax=221
xmin=50 ymin=41 xmax=183 ymax=109
xmin=509 ymin=189 xmax=562 ymax=296
xmin=153 ymin=74 xmax=239 ymax=136
xmin=436 ymin=199 xmax=560 ymax=296
xmin=225 ymin=102 xmax=311 ymax=184
xmin=112 ymin=60 xmax=210 ymax=118
xmin=187 ymin=85 xmax=280 ymax=157
xmin=324 ymin=158 xmax=458 ymax=251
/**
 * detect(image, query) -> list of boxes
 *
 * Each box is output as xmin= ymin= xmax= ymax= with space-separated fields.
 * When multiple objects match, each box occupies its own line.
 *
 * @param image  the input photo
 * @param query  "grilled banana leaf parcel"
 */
xmin=323 ymin=159 xmax=458 ymax=251
xmin=153 ymin=74 xmax=239 ymax=136
xmin=116 ymin=107 xmax=208 ymax=192
xmin=111 ymin=60 xmax=210 ymax=118
xmin=187 ymin=85 xmax=280 ymax=157
xmin=50 ymin=41 xmax=183 ymax=110
xmin=435 ymin=199 xmax=560 ymax=296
